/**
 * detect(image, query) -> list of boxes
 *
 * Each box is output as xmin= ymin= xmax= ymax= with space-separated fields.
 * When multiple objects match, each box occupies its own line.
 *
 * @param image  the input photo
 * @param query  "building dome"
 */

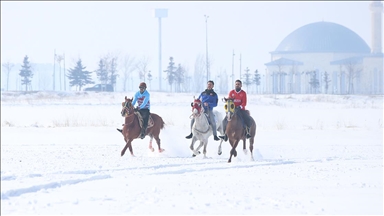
xmin=273 ymin=21 xmax=370 ymax=53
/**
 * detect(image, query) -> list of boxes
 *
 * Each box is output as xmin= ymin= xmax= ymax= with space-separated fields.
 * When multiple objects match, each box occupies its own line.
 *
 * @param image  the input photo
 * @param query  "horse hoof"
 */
xmin=218 ymin=152 xmax=222 ymax=155
xmin=159 ymin=149 xmax=165 ymax=153
xmin=192 ymin=154 xmax=196 ymax=157
xmin=150 ymin=148 xmax=155 ymax=152
xmin=234 ymin=152 xmax=237 ymax=157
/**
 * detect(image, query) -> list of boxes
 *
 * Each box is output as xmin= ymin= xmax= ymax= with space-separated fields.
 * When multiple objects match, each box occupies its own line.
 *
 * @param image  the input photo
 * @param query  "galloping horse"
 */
xmin=120 ymin=96 xmax=165 ymax=157
xmin=189 ymin=98 xmax=224 ymax=158
xmin=221 ymin=97 xmax=256 ymax=163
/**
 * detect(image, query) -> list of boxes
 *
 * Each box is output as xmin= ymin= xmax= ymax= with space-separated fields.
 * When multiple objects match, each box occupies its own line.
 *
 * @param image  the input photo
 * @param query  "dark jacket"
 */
xmin=198 ymin=89 xmax=218 ymax=111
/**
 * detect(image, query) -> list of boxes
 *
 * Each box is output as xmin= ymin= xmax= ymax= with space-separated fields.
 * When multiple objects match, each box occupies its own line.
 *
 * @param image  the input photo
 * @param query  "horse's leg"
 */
xmin=203 ymin=140 xmax=208 ymax=158
xmin=218 ymin=139 xmax=223 ymax=155
xmin=148 ymin=135 xmax=154 ymax=152
xmin=249 ymin=136 xmax=255 ymax=161
xmin=153 ymin=133 xmax=164 ymax=153
xmin=228 ymin=139 xmax=239 ymax=163
xmin=243 ymin=137 xmax=248 ymax=155
xmin=193 ymin=140 xmax=204 ymax=157
xmin=190 ymin=137 xmax=199 ymax=157
xmin=121 ymin=139 xmax=134 ymax=157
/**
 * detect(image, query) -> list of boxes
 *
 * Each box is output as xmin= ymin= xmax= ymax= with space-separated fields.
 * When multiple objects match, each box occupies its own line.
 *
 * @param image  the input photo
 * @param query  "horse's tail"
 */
xmin=160 ymin=117 xmax=165 ymax=130
xmin=153 ymin=113 xmax=165 ymax=130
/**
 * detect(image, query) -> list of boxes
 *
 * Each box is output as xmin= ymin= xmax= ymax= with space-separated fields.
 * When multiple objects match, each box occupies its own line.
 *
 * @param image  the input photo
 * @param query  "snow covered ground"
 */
xmin=1 ymin=91 xmax=383 ymax=215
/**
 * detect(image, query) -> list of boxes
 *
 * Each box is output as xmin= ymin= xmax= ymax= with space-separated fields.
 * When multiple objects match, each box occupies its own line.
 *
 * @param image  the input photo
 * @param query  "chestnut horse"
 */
xmin=120 ymin=96 xmax=165 ymax=157
xmin=222 ymin=97 xmax=256 ymax=163
xmin=189 ymin=98 xmax=224 ymax=158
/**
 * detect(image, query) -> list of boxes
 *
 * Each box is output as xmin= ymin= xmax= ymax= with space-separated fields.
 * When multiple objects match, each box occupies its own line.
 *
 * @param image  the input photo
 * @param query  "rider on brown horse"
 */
xmin=219 ymin=79 xmax=252 ymax=141
xmin=117 ymin=82 xmax=151 ymax=139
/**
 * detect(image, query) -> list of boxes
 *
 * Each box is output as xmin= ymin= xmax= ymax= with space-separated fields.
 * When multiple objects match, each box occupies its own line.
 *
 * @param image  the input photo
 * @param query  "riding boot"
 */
xmin=211 ymin=124 xmax=220 ymax=141
xmin=185 ymin=133 xmax=193 ymax=139
xmin=246 ymin=127 xmax=251 ymax=139
xmin=185 ymin=118 xmax=195 ymax=139
xmin=140 ymin=128 xmax=146 ymax=139
xmin=219 ymin=118 xmax=228 ymax=142
xmin=219 ymin=134 xmax=228 ymax=142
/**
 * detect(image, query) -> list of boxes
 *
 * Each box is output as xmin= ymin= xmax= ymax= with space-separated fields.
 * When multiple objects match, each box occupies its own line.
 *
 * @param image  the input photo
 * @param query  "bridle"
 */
xmin=223 ymin=98 xmax=236 ymax=121
xmin=190 ymin=99 xmax=205 ymax=119
xmin=121 ymin=98 xmax=134 ymax=117
xmin=190 ymin=98 xmax=211 ymax=134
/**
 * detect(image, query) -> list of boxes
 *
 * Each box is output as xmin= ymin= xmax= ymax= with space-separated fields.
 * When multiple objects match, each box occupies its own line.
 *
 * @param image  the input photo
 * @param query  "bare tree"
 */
xmin=2 ymin=61 xmax=14 ymax=91
xmin=193 ymin=54 xmax=206 ymax=92
xmin=216 ymin=67 xmax=228 ymax=94
xmin=147 ymin=70 xmax=153 ymax=87
xmin=179 ymin=64 xmax=190 ymax=92
xmin=343 ymin=60 xmax=362 ymax=94
xmin=119 ymin=54 xmax=136 ymax=91
xmin=136 ymin=56 xmax=150 ymax=83
xmin=271 ymin=59 xmax=286 ymax=94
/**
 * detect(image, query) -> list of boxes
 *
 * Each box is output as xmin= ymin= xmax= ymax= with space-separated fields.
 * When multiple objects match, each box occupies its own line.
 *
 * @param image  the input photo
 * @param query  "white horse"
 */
xmin=189 ymin=98 xmax=224 ymax=158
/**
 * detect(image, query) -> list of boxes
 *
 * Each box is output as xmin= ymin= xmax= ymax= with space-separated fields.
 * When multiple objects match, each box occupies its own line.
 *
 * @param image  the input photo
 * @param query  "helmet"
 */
xmin=139 ymin=82 xmax=147 ymax=88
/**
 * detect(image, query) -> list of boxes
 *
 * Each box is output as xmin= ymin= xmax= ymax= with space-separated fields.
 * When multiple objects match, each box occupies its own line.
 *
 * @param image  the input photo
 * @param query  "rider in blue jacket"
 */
xmin=185 ymin=80 xmax=220 ymax=141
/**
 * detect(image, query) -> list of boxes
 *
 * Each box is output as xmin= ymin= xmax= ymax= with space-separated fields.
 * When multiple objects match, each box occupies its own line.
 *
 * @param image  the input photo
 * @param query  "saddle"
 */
xmin=134 ymin=111 xmax=154 ymax=129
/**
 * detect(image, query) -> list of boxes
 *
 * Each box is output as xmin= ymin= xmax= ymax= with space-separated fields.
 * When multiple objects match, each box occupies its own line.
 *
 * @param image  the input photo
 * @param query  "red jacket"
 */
xmin=228 ymin=89 xmax=247 ymax=110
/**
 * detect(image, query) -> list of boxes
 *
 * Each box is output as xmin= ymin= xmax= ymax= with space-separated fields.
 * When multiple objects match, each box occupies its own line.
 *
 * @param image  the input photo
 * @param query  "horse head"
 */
xmin=223 ymin=97 xmax=236 ymax=121
xmin=191 ymin=97 xmax=204 ymax=117
xmin=121 ymin=96 xmax=134 ymax=117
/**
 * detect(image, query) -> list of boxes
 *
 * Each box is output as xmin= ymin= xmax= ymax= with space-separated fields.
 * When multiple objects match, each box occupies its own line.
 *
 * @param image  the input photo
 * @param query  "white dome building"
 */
xmin=264 ymin=1 xmax=383 ymax=95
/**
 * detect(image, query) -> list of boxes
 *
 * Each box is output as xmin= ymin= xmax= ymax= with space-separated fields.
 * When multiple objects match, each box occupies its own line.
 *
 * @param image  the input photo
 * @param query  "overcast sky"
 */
xmin=1 ymin=1 xmax=377 ymax=79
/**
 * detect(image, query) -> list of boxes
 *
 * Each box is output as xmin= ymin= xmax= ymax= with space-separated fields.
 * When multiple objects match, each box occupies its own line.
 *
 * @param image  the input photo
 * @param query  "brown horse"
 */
xmin=222 ymin=97 xmax=256 ymax=163
xmin=120 ymin=96 xmax=165 ymax=157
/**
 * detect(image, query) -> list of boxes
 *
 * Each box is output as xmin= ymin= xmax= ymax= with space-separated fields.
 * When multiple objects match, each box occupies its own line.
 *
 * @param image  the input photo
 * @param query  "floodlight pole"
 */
xmin=155 ymin=9 xmax=168 ymax=91
xmin=205 ymin=14 xmax=209 ymax=81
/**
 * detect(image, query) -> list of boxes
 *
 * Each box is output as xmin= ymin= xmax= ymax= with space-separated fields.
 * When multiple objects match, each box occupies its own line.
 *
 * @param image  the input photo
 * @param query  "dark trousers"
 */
xmin=189 ymin=109 xmax=217 ymax=136
xmin=138 ymin=109 xmax=150 ymax=131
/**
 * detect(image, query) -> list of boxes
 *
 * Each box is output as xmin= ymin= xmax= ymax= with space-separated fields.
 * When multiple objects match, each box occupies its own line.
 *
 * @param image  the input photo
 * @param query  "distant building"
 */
xmin=265 ymin=1 xmax=383 ymax=94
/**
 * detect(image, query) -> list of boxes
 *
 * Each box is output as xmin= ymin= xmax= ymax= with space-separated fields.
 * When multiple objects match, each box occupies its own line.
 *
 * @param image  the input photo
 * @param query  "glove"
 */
xmin=134 ymin=106 xmax=139 ymax=111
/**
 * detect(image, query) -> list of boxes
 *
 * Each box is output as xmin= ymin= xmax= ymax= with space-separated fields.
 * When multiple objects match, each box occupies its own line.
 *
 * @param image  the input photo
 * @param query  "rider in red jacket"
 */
xmin=219 ymin=79 xmax=252 ymax=141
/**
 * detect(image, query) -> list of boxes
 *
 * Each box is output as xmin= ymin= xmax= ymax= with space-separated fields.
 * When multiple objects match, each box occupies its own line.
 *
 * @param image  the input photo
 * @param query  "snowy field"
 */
xmin=1 ymin=90 xmax=383 ymax=215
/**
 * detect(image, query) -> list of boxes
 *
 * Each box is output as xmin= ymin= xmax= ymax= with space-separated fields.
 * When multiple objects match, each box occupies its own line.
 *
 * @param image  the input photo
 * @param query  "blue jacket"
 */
xmin=198 ymin=89 xmax=218 ymax=111
xmin=132 ymin=90 xmax=150 ymax=110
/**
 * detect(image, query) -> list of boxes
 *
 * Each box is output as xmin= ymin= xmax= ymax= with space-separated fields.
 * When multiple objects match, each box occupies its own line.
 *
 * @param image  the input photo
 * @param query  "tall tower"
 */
xmin=370 ymin=1 xmax=383 ymax=54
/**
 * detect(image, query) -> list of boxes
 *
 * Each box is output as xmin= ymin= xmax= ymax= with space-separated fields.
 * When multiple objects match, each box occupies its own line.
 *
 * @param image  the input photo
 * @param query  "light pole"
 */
xmin=204 ymin=14 xmax=209 ymax=81
xmin=155 ymin=8 xmax=168 ymax=91
xmin=231 ymin=50 xmax=235 ymax=85
xmin=53 ymin=49 xmax=56 ymax=91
